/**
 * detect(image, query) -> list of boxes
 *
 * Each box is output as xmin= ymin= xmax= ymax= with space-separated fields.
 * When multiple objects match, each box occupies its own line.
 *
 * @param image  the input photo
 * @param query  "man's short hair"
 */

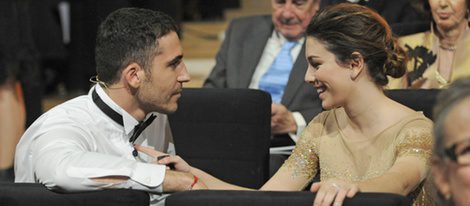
xmin=95 ymin=7 xmax=179 ymax=84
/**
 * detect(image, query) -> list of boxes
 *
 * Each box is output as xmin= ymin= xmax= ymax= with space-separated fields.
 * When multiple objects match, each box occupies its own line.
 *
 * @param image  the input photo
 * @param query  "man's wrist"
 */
xmin=189 ymin=175 xmax=199 ymax=190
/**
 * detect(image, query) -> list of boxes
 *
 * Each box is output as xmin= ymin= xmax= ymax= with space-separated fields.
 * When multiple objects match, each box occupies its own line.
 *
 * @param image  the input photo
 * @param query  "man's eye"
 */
xmin=169 ymin=60 xmax=181 ymax=69
xmin=293 ymin=0 xmax=307 ymax=6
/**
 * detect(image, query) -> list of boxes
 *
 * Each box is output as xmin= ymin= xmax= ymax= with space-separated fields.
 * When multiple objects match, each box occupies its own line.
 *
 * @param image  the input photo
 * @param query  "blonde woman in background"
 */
xmin=388 ymin=0 xmax=470 ymax=89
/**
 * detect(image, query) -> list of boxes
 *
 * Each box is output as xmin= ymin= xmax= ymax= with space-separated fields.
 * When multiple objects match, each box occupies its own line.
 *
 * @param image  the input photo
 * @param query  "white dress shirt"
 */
xmin=15 ymin=84 xmax=174 ymax=205
xmin=249 ymin=31 xmax=307 ymax=140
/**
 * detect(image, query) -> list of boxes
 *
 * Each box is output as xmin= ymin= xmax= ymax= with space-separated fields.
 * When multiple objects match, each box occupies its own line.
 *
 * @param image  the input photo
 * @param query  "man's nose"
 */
xmin=178 ymin=62 xmax=191 ymax=82
xmin=281 ymin=2 xmax=295 ymax=19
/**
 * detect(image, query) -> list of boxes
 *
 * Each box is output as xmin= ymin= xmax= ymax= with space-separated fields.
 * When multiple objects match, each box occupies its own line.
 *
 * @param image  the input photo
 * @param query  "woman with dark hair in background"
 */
xmin=431 ymin=77 xmax=470 ymax=206
xmin=0 ymin=0 xmax=41 ymax=182
xmin=388 ymin=0 xmax=470 ymax=89
xmin=137 ymin=3 xmax=434 ymax=206
xmin=0 ymin=51 xmax=25 ymax=182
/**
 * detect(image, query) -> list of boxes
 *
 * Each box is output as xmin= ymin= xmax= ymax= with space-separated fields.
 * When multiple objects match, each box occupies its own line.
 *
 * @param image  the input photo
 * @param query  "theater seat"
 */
xmin=169 ymin=88 xmax=271 ymax=188
xmin=166 ymin=190 xmax=411 ymax=206
xmin=385 ymin=89 xmax=441 ymax=120
xmin=391 ymin=21 xmax=430 ymax=37
xmin=0 ymin=182 xmax=149 ymax=206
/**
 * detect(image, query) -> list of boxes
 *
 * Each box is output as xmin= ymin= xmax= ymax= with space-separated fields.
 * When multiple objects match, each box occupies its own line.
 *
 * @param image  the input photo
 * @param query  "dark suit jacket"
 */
xmin=204 ymin=15 xmax=322 ymax=128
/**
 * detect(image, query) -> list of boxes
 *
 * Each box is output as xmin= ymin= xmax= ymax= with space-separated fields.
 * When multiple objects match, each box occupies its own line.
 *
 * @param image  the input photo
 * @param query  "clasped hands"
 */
xmin=311 ymin=179 xmax=359 ymax=206
xmin=133 ymin=144 xmax=207 ymax=190
xmin=271 ymin=103 xmax=297 ymax=134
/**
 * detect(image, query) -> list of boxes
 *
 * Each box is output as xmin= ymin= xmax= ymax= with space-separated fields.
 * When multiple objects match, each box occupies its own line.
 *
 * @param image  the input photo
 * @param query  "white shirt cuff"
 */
xmin=288 ymin=112 xmax=307 ymax=142
xmin=131 ymin=162 xmax=166 ymax=189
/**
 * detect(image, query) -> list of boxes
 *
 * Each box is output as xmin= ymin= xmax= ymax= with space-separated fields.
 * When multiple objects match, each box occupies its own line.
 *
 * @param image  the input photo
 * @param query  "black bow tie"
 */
xmin=92 ymin=88 xmax=157 ymax=157
xmin=129 ymin=114 xmax=157 ymax=156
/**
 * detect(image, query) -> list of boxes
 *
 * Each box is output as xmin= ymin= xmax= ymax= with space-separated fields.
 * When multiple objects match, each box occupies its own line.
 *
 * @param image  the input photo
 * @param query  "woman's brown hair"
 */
xmin=306 ymin=3 xmax=407 ymax=86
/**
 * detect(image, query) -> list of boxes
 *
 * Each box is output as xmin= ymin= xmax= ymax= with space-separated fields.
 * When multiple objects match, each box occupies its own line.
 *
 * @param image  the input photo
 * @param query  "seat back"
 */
xmin=169 ymin=88 xmax=271 ymax=188
xmin=166 ymin=190 xmax=411 ymax=206
xmin=0 ymin=183 xmax=149 ymax=206
xmin=391 ymin=21 xmax=430 ymax=37
xmin=385 ymin=89 xmax=441 ymax=120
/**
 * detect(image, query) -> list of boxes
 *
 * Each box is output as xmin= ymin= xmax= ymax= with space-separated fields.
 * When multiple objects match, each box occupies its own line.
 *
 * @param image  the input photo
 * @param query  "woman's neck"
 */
xmin=436 ymin=21 xmax=469 ymax=48
xmin=342 ymin=84 xmax=387 ymax=133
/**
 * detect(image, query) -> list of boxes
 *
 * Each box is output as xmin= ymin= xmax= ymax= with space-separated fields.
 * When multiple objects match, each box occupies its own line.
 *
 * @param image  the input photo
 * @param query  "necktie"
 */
xmin=92 ymin=88 xmax=156 ymax=157
xmin=258 ymin=41 xmax=297 ymax=103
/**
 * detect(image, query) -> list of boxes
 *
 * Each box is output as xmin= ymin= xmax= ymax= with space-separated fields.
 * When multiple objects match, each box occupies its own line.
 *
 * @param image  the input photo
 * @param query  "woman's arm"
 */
xmin=358 ymin=155 xmax=426 ymax=195
xmin=189 ymin=167 xmax=251 ymax=190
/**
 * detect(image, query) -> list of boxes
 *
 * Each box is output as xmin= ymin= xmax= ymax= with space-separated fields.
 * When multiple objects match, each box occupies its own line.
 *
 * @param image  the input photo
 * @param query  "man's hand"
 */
xmin=310 ymin=179 xmax=359 ymax=206
xmin=134 ymin=145 xmax=191 ymax=173
xmin=271 ymin=103 xmax=297 ymax=135
xmin=162 ymin=170 xmax=207 ymax=192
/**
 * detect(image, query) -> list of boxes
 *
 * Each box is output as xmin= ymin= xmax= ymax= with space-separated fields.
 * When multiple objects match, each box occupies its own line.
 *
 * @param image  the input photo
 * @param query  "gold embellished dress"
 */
xmin=283 ymin=108 xmax=434 ymax=206
xmin=387 ymin=25 xmax=470 ymax=89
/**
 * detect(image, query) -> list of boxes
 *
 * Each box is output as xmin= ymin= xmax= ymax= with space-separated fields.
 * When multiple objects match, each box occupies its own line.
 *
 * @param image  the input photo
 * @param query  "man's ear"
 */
xmin=122 ymin=63 xmax=145 ymax=88
xmin=349 ymin=51 xmax=364 ymax=80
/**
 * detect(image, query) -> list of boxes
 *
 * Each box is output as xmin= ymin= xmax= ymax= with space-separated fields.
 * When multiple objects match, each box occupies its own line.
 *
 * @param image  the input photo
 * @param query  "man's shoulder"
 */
xmin=43 ymin=95 xmax=96 ymax=122
xmin=230 ymin=15 xmax=272 ymax=27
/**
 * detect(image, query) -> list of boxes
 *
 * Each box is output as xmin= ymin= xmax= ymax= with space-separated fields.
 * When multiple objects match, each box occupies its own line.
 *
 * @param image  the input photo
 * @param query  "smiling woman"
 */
xmin=164 ymin=3 xmax=434 ymax=206
xmin=287 ymin=3 xmax=433 ymax=206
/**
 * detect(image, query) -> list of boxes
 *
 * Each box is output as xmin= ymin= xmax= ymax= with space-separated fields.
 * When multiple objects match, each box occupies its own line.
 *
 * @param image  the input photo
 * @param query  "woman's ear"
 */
xmin=431 ymin=157 xmax=452 ymax=200
xmin=122 ymin=63 xmax=144 ymax=88
xmin=349 ymin=52 xmax=364 ymax=80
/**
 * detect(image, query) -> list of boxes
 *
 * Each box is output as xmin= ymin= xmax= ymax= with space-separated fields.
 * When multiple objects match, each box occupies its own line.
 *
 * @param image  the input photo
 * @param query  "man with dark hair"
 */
xmin=15 ymin=8 xmax=202 ymax=205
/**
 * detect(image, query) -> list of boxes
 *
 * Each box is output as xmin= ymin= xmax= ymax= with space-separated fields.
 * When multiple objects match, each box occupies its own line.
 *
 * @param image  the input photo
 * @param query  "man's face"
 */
xmin=272 ymin=0 xmax=319 ymax=40
xmin=137 ymin=31 xmax=190 ymax=114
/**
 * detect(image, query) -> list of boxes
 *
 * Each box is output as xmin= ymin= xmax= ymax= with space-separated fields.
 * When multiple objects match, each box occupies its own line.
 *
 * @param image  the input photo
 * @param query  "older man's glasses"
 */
xmin=444 ymin=138 xmax=470 ymax=165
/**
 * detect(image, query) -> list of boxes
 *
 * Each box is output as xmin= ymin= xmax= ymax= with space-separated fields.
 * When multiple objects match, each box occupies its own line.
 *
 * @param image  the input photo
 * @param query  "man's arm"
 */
xmin=91 ymin=170 xmax=206 ymax=192
xmin=31 ymin=127 xmax=192 ymax=193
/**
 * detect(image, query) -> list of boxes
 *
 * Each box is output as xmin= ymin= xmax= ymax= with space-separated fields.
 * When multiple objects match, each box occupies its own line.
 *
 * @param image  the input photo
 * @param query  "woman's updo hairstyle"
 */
xmin=306 ymin=3 xmax=407 ymax=86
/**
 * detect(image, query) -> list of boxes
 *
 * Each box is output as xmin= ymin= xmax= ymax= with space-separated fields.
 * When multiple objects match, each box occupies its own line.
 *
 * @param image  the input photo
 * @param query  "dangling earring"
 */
xmin=444 ymin=193 xmax=451 ymax=200
xmin=445 ymin=192 xmax=455 ymax=206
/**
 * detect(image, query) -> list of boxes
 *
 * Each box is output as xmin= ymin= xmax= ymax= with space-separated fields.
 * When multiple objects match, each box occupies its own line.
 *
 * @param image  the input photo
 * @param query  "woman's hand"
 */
xmin=134 ymin=144 xmax=192 ymax=173
xmin=310 ymin=179 xmax=359 ymax=206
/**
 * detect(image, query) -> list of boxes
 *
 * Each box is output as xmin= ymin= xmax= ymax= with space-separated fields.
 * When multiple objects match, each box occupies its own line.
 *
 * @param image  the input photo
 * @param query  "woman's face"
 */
xmin=304 ymin=37 xmax=352 ymax=110
xmin=429 ymin=0 xmax=468 ymax=31
xmin=434 ymin=98 xmax=470 ymax=206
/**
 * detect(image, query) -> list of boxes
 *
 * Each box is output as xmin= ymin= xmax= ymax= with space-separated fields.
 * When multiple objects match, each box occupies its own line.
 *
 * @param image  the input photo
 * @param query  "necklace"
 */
xmin=439 ymin=44 xmax=456 ymax=51
xmin=434 ymin=69 xmax=450 ymax=88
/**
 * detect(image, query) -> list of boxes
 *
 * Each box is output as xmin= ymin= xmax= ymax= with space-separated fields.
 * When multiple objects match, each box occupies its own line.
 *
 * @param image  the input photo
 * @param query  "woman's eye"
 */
xmin=458 ymin=146 xmax=470 ymax=156
xmin=311 ymin=63 xmax=320 ymax=70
